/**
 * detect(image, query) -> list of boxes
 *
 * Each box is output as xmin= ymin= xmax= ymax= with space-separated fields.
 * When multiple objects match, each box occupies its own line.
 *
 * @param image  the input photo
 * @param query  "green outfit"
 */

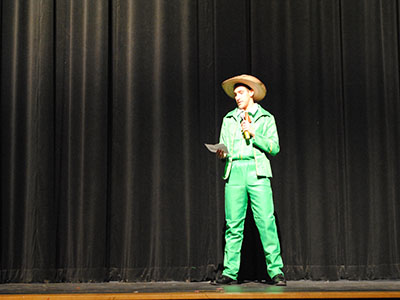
xmin=219 ymin=104 xmax=284 ymax=280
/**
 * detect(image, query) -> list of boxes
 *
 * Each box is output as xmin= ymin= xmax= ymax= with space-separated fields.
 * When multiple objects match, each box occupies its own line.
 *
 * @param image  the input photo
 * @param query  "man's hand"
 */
xmin=241 ymin=120 xmax=255 ymax=137
xmin=216 ymin=149 xmax=227 ymax=159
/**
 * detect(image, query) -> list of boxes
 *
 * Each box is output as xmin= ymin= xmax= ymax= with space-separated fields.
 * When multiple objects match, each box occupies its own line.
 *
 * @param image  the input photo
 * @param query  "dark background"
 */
xmin=1 ymin=0 xmax=399 ymax=283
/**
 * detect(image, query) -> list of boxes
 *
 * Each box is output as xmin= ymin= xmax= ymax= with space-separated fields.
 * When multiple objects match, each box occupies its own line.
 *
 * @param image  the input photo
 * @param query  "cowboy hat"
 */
xmin=221 ymin=74 xmax=267 ymax=101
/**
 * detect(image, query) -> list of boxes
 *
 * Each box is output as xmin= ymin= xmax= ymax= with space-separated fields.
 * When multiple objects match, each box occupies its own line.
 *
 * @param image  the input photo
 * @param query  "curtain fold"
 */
xmin=1 ymin=0 xmax=55 ymax=282
xmin=1 ymin=0 xmax=399 ymax=283
xmin=53 ymin=0 xmax=110 ymax=282
xmin=339 ymin=0 xmax=400 ymax=279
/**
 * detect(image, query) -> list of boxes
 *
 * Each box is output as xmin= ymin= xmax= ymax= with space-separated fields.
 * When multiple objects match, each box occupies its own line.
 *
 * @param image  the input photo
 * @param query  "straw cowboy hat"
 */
xmin=221 ymin=74 xmax=267 ymax=101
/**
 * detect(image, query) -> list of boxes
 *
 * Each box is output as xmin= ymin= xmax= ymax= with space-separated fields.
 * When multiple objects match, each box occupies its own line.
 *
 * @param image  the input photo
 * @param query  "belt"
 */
xmin=232 ymin=156 xmax=254 ymax=161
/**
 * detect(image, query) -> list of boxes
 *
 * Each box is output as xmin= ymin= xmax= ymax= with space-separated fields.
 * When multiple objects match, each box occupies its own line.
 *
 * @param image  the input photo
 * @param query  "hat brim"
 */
xmin=221 ymin=74 xmax=267 ymax=101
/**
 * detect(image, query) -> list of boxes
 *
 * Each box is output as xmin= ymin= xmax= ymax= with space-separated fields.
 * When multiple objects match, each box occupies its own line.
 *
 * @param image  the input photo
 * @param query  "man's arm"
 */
xmin=253 ymin=115 xmax=280 ymax=156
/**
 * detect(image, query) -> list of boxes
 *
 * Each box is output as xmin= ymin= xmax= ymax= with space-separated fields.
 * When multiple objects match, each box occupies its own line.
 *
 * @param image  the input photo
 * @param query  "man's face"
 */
xmin=234 ymin=85 xmax=254 ymax=111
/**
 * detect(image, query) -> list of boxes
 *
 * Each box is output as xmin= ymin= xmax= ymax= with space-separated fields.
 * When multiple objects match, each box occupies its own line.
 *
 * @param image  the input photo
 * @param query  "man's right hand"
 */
xmin=216 ymin=149 xmax=227 ymax=159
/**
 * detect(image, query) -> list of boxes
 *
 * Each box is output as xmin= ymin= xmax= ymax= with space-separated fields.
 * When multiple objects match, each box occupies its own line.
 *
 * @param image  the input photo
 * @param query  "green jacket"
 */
xmin=219 ymin=105 xmax=280 ymax=180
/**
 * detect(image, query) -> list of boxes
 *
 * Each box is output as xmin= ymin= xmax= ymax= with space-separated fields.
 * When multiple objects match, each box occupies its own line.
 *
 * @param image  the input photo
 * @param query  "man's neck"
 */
xmin=241 ymin=102 xmax=257 ymax=113
xmin=243 ymin=100 xmax=255 ymax=112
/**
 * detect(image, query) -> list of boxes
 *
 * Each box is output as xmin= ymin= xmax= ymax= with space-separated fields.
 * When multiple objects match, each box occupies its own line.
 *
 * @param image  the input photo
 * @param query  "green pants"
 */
xmin=222 ymin=159 xmax=284 ymax=280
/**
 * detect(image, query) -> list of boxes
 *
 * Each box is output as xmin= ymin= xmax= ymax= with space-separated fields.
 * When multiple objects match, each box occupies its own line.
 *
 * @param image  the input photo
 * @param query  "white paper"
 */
xmin=204 ymin=143 xmax=228 ymax=154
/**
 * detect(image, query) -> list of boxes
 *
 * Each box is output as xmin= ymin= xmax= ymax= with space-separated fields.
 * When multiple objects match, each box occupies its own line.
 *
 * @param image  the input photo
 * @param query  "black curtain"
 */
xmin=1 ymin=0 xmax=399 ymax=283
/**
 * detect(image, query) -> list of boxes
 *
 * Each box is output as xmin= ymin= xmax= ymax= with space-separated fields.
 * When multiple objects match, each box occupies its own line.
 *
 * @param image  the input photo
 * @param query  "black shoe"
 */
xmin=272 ymin=274 xmax=286 ymax=286
xmin=215 ymin=275 xmax=237 ymax=285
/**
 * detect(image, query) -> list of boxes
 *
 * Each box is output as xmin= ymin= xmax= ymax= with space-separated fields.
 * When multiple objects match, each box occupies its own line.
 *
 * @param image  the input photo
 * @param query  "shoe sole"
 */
xmin=211 ymin=280 xmax=238 ymax=285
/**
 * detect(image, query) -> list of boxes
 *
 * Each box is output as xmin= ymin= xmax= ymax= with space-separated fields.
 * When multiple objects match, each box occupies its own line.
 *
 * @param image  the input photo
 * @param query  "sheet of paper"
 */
xmin=204 ymin=143 xmax=228 ymax=154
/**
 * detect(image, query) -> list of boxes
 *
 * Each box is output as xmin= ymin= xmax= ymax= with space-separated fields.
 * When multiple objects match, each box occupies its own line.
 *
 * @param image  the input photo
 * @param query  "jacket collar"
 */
xmin=237 ymin=103 xmax=259 ymax=118
xmin=226 ymin=105 xmax=270 ymax=121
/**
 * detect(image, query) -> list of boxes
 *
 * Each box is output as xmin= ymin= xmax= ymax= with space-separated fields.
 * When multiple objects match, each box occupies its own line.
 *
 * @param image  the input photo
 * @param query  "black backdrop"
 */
xmin=1 ymin=0 xmax=399 ymax=283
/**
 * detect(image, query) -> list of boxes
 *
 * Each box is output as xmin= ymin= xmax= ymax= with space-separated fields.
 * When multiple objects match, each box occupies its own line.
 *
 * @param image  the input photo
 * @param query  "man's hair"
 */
xmin=234 ymin=82 xmax=253 ymax=91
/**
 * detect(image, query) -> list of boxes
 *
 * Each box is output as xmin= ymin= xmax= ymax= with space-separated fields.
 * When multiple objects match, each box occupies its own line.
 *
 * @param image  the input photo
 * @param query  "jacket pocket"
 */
xmin=255 ymin=153 xmax=272 ymax=177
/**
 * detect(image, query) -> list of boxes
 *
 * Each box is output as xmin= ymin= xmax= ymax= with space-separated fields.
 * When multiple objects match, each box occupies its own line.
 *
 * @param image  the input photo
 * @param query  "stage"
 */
xmin=0 ymin=280 xmax=399 ymax=299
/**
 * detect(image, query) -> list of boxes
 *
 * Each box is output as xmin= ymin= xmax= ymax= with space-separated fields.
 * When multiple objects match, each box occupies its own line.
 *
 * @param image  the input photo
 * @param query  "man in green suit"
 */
xmin=215 ymin=74 xmax=286 ymax=286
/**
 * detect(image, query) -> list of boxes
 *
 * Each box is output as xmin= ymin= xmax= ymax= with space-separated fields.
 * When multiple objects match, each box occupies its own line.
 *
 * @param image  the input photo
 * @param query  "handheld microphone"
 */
xmin=242 ymin=112 xmax=251 ymax=140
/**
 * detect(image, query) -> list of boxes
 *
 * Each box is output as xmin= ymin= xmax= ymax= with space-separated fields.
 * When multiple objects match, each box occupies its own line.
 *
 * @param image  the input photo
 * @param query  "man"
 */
xmin=215 ymin=74 xmax=286 ymax=286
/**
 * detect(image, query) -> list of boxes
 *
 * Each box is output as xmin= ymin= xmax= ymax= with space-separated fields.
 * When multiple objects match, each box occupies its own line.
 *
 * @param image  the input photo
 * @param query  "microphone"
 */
xmin=241 ymin=112 xmax=251 ymax=140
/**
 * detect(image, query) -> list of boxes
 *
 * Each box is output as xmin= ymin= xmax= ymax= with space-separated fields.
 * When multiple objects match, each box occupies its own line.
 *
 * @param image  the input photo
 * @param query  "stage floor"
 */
xmin=0 ymin=280 xmax=399 ymax=299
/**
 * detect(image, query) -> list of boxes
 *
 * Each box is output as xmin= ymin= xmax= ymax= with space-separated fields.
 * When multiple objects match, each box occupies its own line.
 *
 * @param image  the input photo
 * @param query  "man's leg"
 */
xmin=222 ymin=162 xmax=248 ymax=280
xmin=247 ymin=167 xmax=284 ymax=279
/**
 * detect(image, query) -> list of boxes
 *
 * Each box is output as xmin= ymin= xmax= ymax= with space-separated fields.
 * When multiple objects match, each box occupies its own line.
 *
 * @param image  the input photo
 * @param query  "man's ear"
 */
xmin=250 ymin=89 xmax=255 ymax=97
